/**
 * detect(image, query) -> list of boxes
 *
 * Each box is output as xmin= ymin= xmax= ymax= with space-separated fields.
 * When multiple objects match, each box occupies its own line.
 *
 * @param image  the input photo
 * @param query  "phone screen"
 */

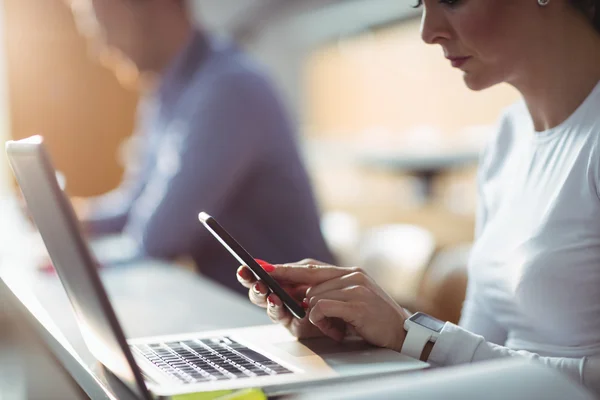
xmin=198 ymin=212 xmax=306 ymax=319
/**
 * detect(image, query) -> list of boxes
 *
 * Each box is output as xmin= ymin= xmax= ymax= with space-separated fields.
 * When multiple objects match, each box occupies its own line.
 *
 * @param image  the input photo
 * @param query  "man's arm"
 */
xmin=79 ymin=98 xmax=155 ymax=234
xmin=79 ymin=175 xmax=145 ymax=234
xmin=124 ymin=70 xmax=280 ymax=258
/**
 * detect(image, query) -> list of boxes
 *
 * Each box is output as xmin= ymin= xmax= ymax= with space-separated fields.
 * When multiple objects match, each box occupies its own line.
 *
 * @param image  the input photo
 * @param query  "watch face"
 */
xmin=410 ymin=312 xmax=445 ymax=333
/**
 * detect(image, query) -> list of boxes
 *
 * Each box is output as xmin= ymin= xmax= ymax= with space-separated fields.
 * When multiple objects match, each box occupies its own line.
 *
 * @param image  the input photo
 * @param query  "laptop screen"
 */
xmin=6 ymin=136 xmax=151 ymax=399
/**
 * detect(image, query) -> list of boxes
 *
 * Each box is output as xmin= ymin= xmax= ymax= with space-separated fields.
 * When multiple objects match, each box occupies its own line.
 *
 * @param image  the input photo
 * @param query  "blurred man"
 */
xmin=66 ymin=0 xmax=334 ymax=294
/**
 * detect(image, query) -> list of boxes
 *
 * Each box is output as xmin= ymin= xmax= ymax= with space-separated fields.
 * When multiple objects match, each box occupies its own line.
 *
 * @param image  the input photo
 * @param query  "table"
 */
xmin=357 ymin=148 xmax=480 ymax=200
xmin=1 ymin=260 xmax=271 ymax=399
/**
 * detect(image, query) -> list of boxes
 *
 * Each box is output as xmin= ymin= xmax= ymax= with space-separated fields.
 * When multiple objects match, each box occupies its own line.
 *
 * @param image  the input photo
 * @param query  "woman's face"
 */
xmin=419 ymin=0 xmax=543 ymax=91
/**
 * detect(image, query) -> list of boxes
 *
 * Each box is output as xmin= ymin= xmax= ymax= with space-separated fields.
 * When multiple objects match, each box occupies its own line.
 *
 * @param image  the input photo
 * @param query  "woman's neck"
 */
xmin=511 ymin=19 xmax=600 ymax=132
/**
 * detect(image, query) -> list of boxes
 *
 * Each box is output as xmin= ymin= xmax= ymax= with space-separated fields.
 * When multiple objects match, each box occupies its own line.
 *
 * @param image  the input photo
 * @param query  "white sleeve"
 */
xmin=428 ymin=323 xmax=600 ymax=396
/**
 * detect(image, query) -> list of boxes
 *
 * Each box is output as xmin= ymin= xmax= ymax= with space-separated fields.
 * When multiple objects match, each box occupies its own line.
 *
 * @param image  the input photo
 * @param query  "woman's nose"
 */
xmin=420 ymin=6 xmax=451 ymax=45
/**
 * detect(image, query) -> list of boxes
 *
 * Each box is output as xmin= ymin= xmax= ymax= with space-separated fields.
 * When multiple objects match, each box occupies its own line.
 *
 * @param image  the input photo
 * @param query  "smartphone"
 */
xmin=198 ymin=212 xmax=306 ymax=319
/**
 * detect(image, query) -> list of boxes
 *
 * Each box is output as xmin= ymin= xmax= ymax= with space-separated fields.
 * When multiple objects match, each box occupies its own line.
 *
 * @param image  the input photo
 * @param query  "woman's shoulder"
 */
xmin=477 ymin=100 xmax=528 ymax=176
xmin=494 ymin=100 xmax=530 ymax=143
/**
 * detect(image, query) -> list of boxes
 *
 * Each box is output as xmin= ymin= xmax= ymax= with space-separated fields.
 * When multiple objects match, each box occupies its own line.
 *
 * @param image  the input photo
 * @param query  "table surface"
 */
xmin=0 ymin=200 xmax=270 ymax=399
xmin=303 ymin=138 xmax=480 ymax=174
xmin=357 ymin=149 xmax=480 ymax=173
xmin=33 ymin=261 xmax=270 ymax=361
xmin=2 ymin=258 xmax=271 ymax=399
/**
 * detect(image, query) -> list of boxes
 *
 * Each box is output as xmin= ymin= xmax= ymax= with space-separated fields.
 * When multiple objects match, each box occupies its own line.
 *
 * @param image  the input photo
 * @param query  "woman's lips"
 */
xmin=448 ymin=56 xmax=471 ymax=68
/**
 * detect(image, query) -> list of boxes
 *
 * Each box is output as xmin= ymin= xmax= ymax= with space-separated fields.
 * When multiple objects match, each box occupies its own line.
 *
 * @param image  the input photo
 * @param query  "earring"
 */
xmin=538 ymin=0 xmax=550 ymax=6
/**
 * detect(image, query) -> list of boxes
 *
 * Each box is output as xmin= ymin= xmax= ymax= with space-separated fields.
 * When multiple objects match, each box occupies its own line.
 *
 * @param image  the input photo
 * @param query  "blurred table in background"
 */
xmin=357 ymin=147 xmax=479 ymax=200
xmin=303 ymin=138 xmax=477 ymax=251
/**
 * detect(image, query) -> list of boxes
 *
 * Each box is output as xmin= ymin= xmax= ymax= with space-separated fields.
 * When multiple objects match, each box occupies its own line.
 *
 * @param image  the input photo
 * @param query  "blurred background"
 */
xmin=0 ymin=0 xmax=518 ymax=296
xmin=0 ymin=0 xmax=521 ymax=315
xmin=0 ymin=1 xmax=521 ymax=397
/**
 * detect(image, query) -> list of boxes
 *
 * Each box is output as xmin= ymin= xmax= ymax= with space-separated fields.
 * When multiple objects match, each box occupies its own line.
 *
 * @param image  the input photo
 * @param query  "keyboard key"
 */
xmin=136 ymin=336 xmax=293 ymax=384
xmin=249 ymin=368 xmax=269 ymax=376
xmin=221 ymin=364 xmax=241 ymax=372
xmin=234 ymin=349 xmax=271 ymax=363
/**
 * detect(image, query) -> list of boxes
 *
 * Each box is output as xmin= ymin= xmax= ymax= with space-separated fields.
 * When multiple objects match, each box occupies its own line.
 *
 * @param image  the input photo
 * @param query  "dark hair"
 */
xmin=413 ymin=0 xmax=600 ymax=34
xmin=570 ymin=0 xmax=600 ymax=33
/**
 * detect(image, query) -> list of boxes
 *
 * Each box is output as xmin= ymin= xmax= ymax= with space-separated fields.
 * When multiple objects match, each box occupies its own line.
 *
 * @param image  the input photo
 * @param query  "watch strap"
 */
xmin=401 ymin=325 xmax=433 ymax=360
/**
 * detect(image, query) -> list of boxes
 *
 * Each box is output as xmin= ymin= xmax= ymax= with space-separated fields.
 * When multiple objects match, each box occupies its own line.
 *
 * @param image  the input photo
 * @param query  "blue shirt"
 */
xmin=84 ymin=32 xmax=334 ymax=294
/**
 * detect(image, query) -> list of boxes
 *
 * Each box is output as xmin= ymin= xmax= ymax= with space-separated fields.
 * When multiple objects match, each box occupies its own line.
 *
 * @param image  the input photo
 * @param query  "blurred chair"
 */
xmin=358 ymin=224 xmax=436 ymax=302
xmin=322 ymin=211 xmax=469 ymax=324
xmin=409 ymin=244 xmax=470 ymax=324
xmin=320 ymin=211 xmax=361 ymax=267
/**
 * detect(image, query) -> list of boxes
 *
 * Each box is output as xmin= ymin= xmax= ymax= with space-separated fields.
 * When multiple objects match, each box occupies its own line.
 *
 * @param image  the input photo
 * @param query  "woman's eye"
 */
xmin=413 ymin=0 xmax=460 ymax=8
xmin=413 ymin=0 xmax=461 ymax=8
xmin=440 ymin=0 xmax=461 ymax=6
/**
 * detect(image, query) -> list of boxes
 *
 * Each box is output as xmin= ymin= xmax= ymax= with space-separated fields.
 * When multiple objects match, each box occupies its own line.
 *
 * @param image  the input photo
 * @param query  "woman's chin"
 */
xmin=463 ymin=72 xmax=497 ymax=92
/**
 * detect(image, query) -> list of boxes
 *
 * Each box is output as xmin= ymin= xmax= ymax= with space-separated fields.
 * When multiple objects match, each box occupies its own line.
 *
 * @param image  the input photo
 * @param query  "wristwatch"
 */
xmin=400 ymin=312 xmax=446 ymax=360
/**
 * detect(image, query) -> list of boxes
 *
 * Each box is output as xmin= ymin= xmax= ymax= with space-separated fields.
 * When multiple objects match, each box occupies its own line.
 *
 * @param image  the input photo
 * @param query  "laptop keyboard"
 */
xmin=132 ymin=337 xmax=292 ymax=384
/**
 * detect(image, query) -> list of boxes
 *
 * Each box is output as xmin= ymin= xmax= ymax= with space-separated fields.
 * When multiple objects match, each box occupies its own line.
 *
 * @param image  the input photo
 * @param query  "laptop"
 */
xmin=5 ymin=136 xmax=427 ymax=399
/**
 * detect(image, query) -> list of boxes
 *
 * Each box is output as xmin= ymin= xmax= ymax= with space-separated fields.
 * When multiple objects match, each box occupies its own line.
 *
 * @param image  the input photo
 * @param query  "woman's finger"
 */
xmin=293 ymin=258 xmax=333 ymax=267
xmin=307 ymin=285 xmax=371 ymax=308
xmin=237 ymin=265 xmax=257 ymax=288
xmin=270 ymin=263 xmax=356 ymax=286
xmin=239 ymin=265 xmax=308 ymax=298
xmin=311 ymin=315 xmax=345 ymax=342
xmin=287 ymin=285 xmax=310 ymax=301
xmin=248 ymin=280 xmax=269 ymax=308
xmin=308 ymin=299 xmax=359 ymax=342
xmin=309 ymin=299 xmax=361 ymax=328
xmin=266 ymin=294 xmax=294 ymax=327
xmin=305 ymin=270 xmax=373 ymax=299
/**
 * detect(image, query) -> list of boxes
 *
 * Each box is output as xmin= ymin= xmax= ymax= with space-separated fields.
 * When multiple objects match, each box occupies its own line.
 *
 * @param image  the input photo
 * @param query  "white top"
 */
xmin=428 ymin=81 xmax=600 ymax=395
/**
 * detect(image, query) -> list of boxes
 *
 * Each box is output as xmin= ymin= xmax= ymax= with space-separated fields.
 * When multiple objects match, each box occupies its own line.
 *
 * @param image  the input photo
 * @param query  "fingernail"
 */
xmin=252 ymin=283 xmax=262 ymax=295
xmin=238 ymin=268 xmax=251 ymax=282
xmin=255 ymin=259 xmax=275 ymax=273
xmin=267 ymin=295 xmax=276 ymax=308
xmin=301 ymin=298 xmax=309 ymax=309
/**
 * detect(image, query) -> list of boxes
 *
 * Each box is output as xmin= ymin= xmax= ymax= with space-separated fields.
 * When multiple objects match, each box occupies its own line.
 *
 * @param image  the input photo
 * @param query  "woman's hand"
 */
xmin=237 ymin=259 xmax=329 ymax=340
xmin=237 ymin=259 xmax=410 ymax=352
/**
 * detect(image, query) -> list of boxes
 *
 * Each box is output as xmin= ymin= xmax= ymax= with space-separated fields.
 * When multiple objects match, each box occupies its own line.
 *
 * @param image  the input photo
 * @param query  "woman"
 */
xmin=238 ymin=0 xmax=600 ymax=395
